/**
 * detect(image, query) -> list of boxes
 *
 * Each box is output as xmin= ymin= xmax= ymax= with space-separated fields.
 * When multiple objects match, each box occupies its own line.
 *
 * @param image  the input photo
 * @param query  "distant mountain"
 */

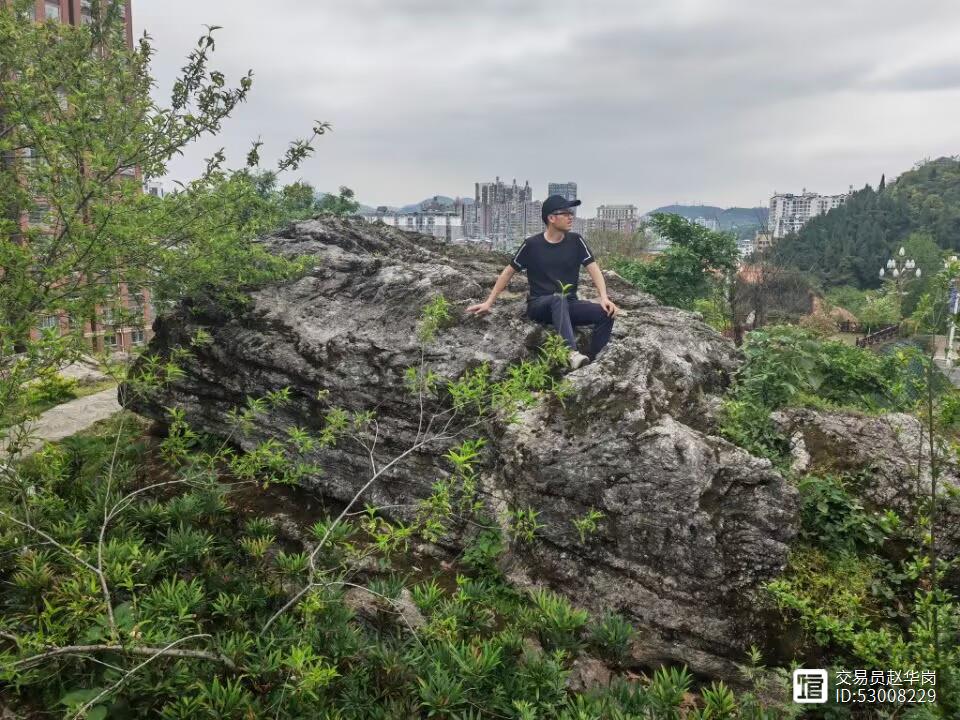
xmin=648 ymin=204 xmax=768 ymax=229
xmin=398 ymin=195 xmax=472 ymax=214
xmin=337 ymin=195 xmax=473 ymax=215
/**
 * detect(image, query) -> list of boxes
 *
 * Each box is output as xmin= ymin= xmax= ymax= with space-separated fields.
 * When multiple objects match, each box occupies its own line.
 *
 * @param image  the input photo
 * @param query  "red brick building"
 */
xmin=15 ymin=0 xmax=155 ymax=355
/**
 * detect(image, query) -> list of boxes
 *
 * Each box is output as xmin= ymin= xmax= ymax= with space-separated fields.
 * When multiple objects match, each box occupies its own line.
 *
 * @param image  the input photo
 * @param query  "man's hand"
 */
xmin=600 ymin=297 xmax=619 ymax=317
xmin=465 ymin=301 xmax=493 ymax=316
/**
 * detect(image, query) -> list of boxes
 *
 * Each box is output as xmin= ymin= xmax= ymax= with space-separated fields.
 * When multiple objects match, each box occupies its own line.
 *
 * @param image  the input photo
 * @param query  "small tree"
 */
xmin=612 ymin=213 xmax=739 ymax=310
xmin=585 ymin=224 xmax=650 ymax=261
xmin=0 ymin=0 xmax=326 ymax=430
xmin=316 ymin=186 xmax=360 ymax=217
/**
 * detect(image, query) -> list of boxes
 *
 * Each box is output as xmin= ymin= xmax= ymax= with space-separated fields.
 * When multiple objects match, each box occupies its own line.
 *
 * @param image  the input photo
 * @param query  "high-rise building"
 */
xmin=471 ymin=177 xmax=536 ymax=244
xmin=769 ymin=188 xmax=849 ymax=239
xmin=10 ymin=0 xmax=151 ymax=355
xmin=547 ymin=182 xmax=577 ymax=202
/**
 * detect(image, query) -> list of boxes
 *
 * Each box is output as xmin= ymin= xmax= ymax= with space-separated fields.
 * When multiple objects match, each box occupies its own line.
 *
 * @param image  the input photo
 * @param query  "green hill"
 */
xmin=649 ymin=204 xmax=768 ymax=230
xmin=772 ymin=156 xmax=960 ymax=289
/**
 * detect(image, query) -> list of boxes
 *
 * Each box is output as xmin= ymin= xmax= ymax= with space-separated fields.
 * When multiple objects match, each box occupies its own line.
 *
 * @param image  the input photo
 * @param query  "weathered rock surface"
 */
xmin=565 ymin=655 xmax=613 ymax=693
xmin=343 ymin=587 xmax=426 ymax=633
xmin=772 ymin=407 xmax=960 ymax=552
xmin=124 ymin=217 xmax=799 ymax=678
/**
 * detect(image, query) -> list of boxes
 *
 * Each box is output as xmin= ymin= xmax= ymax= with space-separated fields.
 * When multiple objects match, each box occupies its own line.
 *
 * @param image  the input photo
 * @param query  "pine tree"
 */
xmin=879 ymin=174 xmax=886 ymax=192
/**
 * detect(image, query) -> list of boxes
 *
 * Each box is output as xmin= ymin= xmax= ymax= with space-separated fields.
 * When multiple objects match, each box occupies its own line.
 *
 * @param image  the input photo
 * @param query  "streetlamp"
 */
xmin=878 ymin=247 xmax=920 ymax=319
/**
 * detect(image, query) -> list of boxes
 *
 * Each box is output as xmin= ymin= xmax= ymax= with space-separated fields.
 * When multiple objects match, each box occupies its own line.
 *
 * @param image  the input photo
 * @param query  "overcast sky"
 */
xmin=134 ymin=0 xmax=960 ymax=215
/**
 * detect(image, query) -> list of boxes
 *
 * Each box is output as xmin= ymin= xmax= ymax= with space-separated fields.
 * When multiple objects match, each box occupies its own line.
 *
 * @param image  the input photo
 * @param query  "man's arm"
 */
xmin=465 ymin=265 xmax=515 ymax=315
xmin=586 ymin=262 xmax=619 ymax=316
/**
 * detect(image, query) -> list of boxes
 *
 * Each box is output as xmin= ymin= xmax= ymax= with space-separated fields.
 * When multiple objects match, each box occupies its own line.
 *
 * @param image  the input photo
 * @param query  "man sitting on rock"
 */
xmin=466 ymin=194 xmax=619 ymax=370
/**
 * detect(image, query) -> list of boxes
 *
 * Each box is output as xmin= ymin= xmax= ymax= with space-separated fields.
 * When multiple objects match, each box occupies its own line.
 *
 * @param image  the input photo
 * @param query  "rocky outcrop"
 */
xmin=772 ymin=407 xmax=960 ymax=553
xmin=771 ymin=407 xmax=960 ymax=507
xmin=124 ymin=217 xmax=799 ymax=678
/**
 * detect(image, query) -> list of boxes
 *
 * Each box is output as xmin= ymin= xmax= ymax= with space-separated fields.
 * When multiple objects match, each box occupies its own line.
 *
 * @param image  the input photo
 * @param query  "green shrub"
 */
xmin=589 ymin=612 xmax=636 ymax=666
xmin=24 ymin=372 xmax=79 ymax=406
xmin=797 ymin=474 xmax=897 ymax=552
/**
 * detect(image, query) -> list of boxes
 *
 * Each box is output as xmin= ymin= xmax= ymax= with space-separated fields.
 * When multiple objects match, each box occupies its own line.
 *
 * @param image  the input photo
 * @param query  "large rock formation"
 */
xmin=772 ymin=407 xmax=960 ymax=555
xmin=124 ymin=217 xmax=799 ymax=677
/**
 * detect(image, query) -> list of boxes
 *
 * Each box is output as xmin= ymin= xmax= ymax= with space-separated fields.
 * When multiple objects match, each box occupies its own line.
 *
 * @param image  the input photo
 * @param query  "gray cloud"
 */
xmin=872 ymin=61 xmax=960 ymax=91
xmin=134 ymin=0 xmax=960 ymax=214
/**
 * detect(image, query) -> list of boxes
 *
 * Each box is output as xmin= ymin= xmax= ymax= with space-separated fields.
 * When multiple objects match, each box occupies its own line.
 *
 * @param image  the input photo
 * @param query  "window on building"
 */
xmin=37 ymin=315 xmax=59 ymax=332
xmin=103 ymin=332 xmax=118 ymax=349
xmin=21 ymin=147 xmax=39 ymax=170
xmin=45 ymin=1 xmax=60 ymax=20
xmin=131 ymin=329 xmax=145 ymax=345
xmin=127 ymin=286 xmax=145 ymax=313
xmin=28 ymin=201 xmax=51 ymax=226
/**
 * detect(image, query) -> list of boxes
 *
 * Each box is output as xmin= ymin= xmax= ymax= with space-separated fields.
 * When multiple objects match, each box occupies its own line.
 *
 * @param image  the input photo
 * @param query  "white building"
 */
xmin=594 ymin=204 xmax=638 ymax=234
xmin=361 ymin=211 xmax=464 ymax=242
xmin=753 ymin=230 xmax=774 ymax=254
xmin=769 ymin=188 xmax=849 ymax=239
xmin=693 ymin=216 xmax=720 ymax=232
xmin=144 ymin=180 xmax=165 ymax=198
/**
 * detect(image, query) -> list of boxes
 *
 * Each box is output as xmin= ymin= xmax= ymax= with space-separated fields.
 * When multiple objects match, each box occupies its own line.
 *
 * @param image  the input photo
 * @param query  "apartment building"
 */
xmin=595 ymin=204 xmax=639 ymax=233
xmin=769 ymin=188 xmax=849 ymax=239
xmin=361 ymin=210 xmax=464 ymax=242
xmin=10 ymin=0 xmax=153 ymax=355
xmin=468 ymin=177 xmax=540 ymax=242
xmin=547 ymin=181 xmax=577 ymax=202
xmin=23 ymin=0 xmax=133 ymax=43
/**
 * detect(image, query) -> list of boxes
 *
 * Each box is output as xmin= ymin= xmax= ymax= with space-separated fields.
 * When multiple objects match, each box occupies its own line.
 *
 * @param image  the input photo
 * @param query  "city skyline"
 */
xmin=135 ymin=1 xmax=960 ymax=215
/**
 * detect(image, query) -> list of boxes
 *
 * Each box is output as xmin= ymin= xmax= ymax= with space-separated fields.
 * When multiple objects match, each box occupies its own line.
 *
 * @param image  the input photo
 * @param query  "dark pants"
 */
xmin=527 ymin=294 xmax=614 ymax=359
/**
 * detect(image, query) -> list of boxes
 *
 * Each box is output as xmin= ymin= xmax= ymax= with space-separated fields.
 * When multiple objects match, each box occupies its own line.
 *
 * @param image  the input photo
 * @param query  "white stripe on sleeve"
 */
xmin=512 ymin=241 xmax=528 ymax=268
xmin=578 ymin=236 xmax=593 ymax=264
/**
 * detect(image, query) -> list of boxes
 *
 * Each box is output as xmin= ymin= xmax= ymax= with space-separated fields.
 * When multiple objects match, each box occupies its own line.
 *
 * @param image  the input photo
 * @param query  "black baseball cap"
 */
xmin=541 ymin=194 xmax=582 ymax=223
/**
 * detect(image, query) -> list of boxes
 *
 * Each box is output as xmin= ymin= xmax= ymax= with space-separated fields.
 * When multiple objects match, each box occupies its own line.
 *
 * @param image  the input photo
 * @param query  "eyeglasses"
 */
xmin=551 ymin=210 xmax=576 ymax=218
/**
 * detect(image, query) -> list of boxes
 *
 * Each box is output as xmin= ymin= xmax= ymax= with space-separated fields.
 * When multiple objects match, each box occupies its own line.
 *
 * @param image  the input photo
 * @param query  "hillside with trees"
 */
xmin=649 ymin=204 xmax=768 ymax=230
xmin=773 ymin=157 xmax=960 ymax=289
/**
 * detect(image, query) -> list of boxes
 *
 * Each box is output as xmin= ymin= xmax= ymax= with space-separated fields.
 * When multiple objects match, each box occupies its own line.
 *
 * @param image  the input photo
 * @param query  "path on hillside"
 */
xmin=1 ymin=387 xmax=120 ymax=459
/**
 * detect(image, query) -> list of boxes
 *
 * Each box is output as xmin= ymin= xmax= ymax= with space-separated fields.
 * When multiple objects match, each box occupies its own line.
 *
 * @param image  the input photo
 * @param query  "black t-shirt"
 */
xmin=510 ymin=231 xmax=596 ymax=300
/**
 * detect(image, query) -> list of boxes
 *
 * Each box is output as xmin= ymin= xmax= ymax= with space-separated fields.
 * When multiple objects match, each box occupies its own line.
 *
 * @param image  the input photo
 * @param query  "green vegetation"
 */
xmin=0 ymin=299 xmax=795 ymax=718
xmin=715 ymin=268 xmax=960 ymax=716
xmin=716 ymin=325 xmax=929 ymax=462
xmin=612 ymin=213 xmax=739 ymax=310
xmin=0 ymin=0 xmax=323 ymax=433
xmin=4 ymin=1 xmax=960 ymax=718
xmin=584 ymin=227 xmax=651 ymax=261
xmin=316 ymin=186 xmax=362 ymax=217
xmin=774 ymin=157 xmax=960 ymax=289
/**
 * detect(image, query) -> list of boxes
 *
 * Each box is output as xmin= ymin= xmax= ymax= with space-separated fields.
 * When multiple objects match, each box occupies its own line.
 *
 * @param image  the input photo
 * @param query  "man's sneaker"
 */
xmin=569 ymin=351 xmax=590 ymax=370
